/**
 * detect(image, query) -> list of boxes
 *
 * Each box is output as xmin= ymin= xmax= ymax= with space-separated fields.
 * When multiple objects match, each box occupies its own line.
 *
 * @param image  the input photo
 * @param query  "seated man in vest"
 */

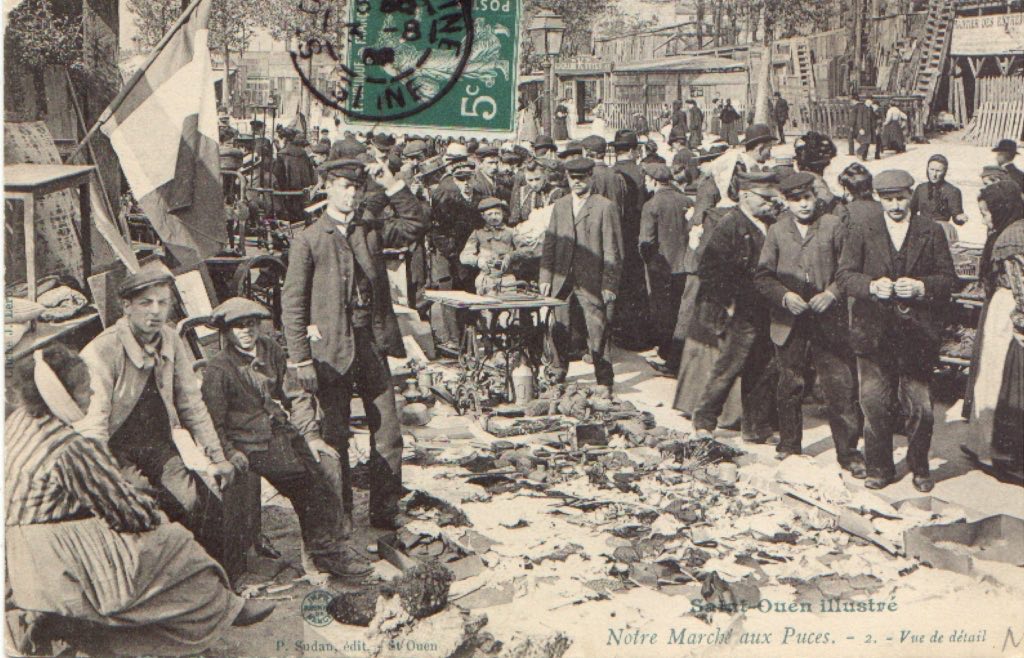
xmin=79 ymin=263 xmax=236 ymax=534
xmin=200 ymin=297 xmax=370 ymax=578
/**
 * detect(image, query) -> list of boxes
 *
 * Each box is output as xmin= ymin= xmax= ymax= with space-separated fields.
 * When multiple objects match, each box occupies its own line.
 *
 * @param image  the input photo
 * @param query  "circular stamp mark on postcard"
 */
xmin=301 ymin=589 xmax=334 ymax=627
xmin=290 ymin=0 xmax=475 ymax=122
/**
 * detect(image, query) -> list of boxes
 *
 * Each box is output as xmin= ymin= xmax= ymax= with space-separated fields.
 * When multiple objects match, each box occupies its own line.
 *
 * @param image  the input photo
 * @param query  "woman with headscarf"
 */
xmin=5 ymin=344 xmax=273 ymax=656
xmin=963 ymin=180 xmax=1024 ymax=480
xmin=910 ymin=154 xmax=967 ymax=248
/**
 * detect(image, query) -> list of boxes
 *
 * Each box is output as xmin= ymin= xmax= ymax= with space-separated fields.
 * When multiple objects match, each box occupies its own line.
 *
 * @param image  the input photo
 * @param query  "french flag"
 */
xmin=100 ymin=0 xmax=227 ymax=266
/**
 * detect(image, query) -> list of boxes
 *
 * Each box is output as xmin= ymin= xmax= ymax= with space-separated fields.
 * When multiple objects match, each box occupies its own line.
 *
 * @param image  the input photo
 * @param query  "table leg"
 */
xmin=79 ymin=182 xmax=92 ymax=281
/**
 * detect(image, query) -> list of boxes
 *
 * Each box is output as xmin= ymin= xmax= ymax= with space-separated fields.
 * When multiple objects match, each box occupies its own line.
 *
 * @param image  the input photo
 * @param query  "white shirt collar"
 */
xmin=740 ymin=206 xmax=767 ymax=234
xmin=883 ymin=214 xmax=910 ymax=250
xmin=571 ymin=192 xmax=590 ymax=215
xmin=327 ymin=208 xmax=352 ymax=230
xmin=794 ymin=221 xmax=810 ymax=238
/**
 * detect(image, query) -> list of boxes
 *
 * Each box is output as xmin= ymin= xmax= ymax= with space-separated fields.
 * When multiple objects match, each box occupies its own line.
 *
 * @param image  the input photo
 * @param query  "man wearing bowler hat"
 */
xmin=611 ymin=129 xmax=652 ymax=349
xmin=540 ymin=158 xmax=624 ymax=392
xmin=533 ymin=135 xmax=557 ymax=158
xmin=993 ymin=139 xmax=1024 ymax=193
xmin=836 ymin=170 xmax=956 ymax=492
xmin=691 ymin=171 xmax=781 ymax=444
xmin=728 ymin=123 xmax=776 ymax=202
xmin=282 ymin=157 xmax=417 ymax=529
xmin=583 ymin=135 xmax=626 ymax=214
xmin=755 ymin=172 xmax=864 ymax=476
xmin=640 ymin=163 xmax=692 ymax=373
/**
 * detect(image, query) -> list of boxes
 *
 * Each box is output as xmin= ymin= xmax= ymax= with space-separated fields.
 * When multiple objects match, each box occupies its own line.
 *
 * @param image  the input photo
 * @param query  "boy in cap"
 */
xmin=910 ymin=154 xmax=966 ymax=247
xmin=754 ymin=172 xmax=864 ymax=475
xmin=640 ymin=163 xmax=692 ymax=373
xmin=460 ymin=198 xmax=518 ymax=294
xmin=993 ymin=139 xmax=1024 ymax=192
xmin=201 ymin=298 xmax=370 ymax=577
xmin=836 ymin=170 xmax=956 ymax=492
xmin=282 ymin=157 xmax=416 ymax=529
xmin=540 ymin=158 xmax=624 ymax=392
xmin=691 ymin=171 xmax=782 ymax=444
xmin=79 ymin=263 xmax=236 ymax=539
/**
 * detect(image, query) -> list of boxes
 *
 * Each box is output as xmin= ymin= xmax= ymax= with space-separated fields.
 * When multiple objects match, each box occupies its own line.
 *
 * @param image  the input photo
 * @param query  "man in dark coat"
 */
xmin=274 ymin=130 xmax=316 ymax=222
xmin=754 ymin=173 xmax=864 ymax=476
xmin=771 ymin=92 xmax=790 ymax=144
xmin=692 ymin=171 xmax=781 ymax=443
xmin=611 ymin=129 xmax=652 ymax=349
xmin=993 ymin=139 xmax=1024 ymax=193
xmin=851 ymin=96 xmax=876 ymax=162
xmin=668 ymin=100 xmax=689 ymax=146
xmin=640 ymin=163 xmax=692 ymax=372
xmin=540 ymin=158 xmax=624 ymax=392
xmin=202 ymin=298 xmax=370 ymax=577
xmin=583 ymin=135 xmax=626 ymax=214
xmin=471 ymin=146 xmax=503 ymax=200
xmin=836 ymin=170 xmax=956 ymax=492
xmin=282 ymin=158 xmax=416 ymax=529
xmin=686 ymin=99 xmax=704 ymax=149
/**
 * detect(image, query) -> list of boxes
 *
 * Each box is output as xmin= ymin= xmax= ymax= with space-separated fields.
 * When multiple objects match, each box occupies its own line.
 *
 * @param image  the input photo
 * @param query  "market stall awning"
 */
xmin=613 ymin=53 xmax=747 ymax=73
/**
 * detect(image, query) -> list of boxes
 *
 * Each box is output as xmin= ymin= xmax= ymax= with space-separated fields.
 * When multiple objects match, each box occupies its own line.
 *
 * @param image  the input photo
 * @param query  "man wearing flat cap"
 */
xmin=640 ymin=163 xmax=692 ymax=373
xmin=993 ymin=139 xmax=1024 ymax=193
xmin=754 ymin=172 xmax=864 ymax=475
xmin=582 ymin=135 xmax=626 ymax=216
xmin=282 ymin=156 xmax=416 ymax=530
xmin=836 ymin=169 xmax=956 ymax=492
xmin=540 ymin=157 xmax=624 ymax=392
xmin=611 ymin=129 xmax=652 ymax=349
xmin=201 ymin=298 xmax=370 ymax=577
xmin=691 ymin=170 xmax=781 ymax=444
xmin=79 ymin=262 xmax=236 ymax=542
xmin=471 ymin=146 xmax=504 ymax=201
xmin=909 ymin=154 xmax=966 ymax=248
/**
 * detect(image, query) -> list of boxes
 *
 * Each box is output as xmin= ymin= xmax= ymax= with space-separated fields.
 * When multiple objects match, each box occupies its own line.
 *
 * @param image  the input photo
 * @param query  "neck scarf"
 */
xmin=33 ymin=350 xmax=85 ymax=426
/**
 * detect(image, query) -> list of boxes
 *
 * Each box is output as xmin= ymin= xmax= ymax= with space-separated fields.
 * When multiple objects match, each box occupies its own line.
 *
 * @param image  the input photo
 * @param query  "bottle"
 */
xmin=512 ymin=362 xmax=534 ymax=404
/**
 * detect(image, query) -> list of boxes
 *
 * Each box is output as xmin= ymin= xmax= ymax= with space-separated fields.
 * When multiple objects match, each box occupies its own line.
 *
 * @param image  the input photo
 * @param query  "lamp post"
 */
xmin=528 ymin=9 xmax=565 ymax=138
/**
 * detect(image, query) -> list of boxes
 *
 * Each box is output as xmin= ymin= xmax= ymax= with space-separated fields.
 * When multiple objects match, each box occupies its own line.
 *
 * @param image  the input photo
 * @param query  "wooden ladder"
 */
xmin=911 ymin=0 xmax=957 ymax=114
xmin=792 ymin=38 xmax=817 ymax=101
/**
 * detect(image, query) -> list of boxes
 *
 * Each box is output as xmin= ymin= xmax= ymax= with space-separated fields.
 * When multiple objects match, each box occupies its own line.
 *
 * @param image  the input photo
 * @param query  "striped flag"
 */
xmin=100 ymin=0 xmax=226 ymax=266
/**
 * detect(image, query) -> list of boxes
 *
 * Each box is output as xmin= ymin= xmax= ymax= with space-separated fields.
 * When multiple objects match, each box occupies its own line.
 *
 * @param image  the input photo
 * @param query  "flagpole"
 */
xmin=67 ymin=0 xmax=206 ymax=163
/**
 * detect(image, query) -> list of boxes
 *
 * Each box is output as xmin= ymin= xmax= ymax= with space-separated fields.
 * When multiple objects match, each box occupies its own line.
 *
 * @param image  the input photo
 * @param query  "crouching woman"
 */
xmin=5 ymin=344 xmax=273 ymax=656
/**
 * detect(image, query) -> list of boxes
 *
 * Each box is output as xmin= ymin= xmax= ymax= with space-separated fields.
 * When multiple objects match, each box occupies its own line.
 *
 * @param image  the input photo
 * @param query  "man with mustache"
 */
xmin=836 ymin=170 xmax=956 ymax=492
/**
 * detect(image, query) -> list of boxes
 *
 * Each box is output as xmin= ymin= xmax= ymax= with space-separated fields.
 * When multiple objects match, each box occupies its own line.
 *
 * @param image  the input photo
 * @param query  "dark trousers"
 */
xmin=316 ymin=327 xmax=403 ymax=524
xmin=847 ymin=132 xmax=856 ymax=156
xmin=776 ymin=120 xmax=786 ymax=144
xmin=649 ymin=271 xmax=687 ymax=368
xmin=242 ymin=426 xmax=345 ymax=560
xmin=548 ymin=290 xmax=614 ymax=387
xmin=429 ymin=251 xmax=470 ymax=346
xmin=693 ymin=315 xmax=777 ymax=441
xmin=856 ymin=139 xmax=871 ymax=161
xmin=857 ymin=356 xmax=934 ymax=479
xmin=111 ymin=442 xmax=205 ymax=527
xmin=775 ymin=322 xmax=862 ymax=465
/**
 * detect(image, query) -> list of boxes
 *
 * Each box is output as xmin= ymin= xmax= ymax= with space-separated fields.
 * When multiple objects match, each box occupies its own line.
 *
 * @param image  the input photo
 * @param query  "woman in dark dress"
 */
xmin=668 ymin=100 xmax=689 ymax=146
xmin=964 ymin=181 xmax=1024 ymax=481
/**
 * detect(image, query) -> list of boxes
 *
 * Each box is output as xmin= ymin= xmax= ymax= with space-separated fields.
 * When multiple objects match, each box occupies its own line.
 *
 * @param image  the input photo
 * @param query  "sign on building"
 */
xmin=950 ymin=13 xmax=1024 ymax=56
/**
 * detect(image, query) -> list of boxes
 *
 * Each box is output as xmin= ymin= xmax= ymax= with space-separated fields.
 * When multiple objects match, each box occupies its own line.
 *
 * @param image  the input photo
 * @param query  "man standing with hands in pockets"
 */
xmin=836 ymin=170 xmax=956 ymax=492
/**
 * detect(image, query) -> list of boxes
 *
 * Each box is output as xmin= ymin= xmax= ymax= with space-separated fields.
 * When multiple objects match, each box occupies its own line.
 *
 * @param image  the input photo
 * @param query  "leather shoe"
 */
xmin=314 ymin=553 xmax=373 ymax=578
xmin=233 ymin=599 xmax=276 ymax=627
xmin=864 ymin=476 xmax=890 ymax=490
xmin=844 ymin=462 xmax=867 ymax=479
xmin=912 ymin=475 xmax=934 ymax=493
